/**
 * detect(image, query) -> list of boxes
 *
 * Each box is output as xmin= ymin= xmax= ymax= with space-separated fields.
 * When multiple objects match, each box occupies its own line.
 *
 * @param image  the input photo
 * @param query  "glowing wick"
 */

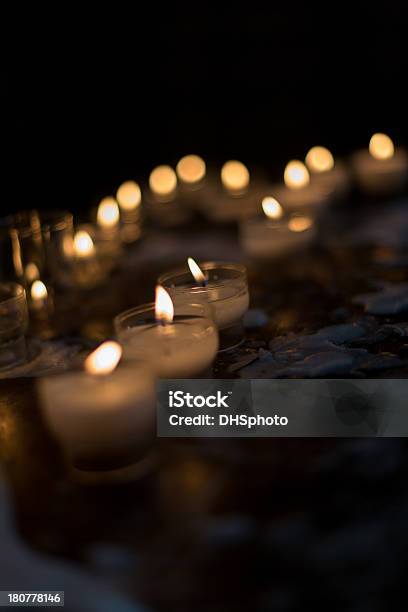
xmin=369 ymin=133 xmax=395 ymax=160
xmin=221 ymin=160 xmax=250 ymax=194
xmin=262 ymin=197 xmax=283 ymax=220
xmin=97 ymin=197 xmax=120 ymax=228
xmin=84 ymin=341 xmax=122 ymax=376
xmin=74 ymin=231 xmax=95 ymax=258
xmin=305 ymin=146 xmax=334 ymax=173
xmin=155 ymin=285 xmax=174 ymax=324
xmin=176 ymin=155 xmax=206 ymax=185
xmin=116 ymin=181 xmax=142 ymax=211
xmin=187 ymin=257 xmax=207 ymax=286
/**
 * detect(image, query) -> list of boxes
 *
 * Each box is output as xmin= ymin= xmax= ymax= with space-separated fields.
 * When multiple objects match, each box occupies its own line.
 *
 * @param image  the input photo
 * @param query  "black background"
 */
xmin=5 ymin=6 xmax=408 ymax=214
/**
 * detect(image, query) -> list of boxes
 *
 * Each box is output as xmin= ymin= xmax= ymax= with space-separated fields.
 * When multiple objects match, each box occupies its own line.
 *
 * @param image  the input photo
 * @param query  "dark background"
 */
xmin=5 ymin=6 xmax=408 ymax=214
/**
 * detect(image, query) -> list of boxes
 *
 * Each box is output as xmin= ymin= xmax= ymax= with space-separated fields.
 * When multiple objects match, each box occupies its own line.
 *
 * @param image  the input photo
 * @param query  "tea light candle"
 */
xmin=70 ymin=230 xmax=107 ymax=288
xmin=115 ymin=287 xmax=219 ymax=377
xmin=97 ymin=197 xmax=120 ymax=236
xmin=146 ymin=165 xmax=192 ymax=227
xmin=305 ymin=146 xmax=350 ymax=199
xmin=198 ymin=160 xmax=270 ymax=223
xmin=116 ymin=180 xmax=142 ymax=244
xmin=158 ymin=260 xmax=249 ymax=351
xmin=29 ymin=279 xmax=52 ymax=316
xmin=38 ymin=341 xmax=156 ymax=470
xmin=272 ymin=160 xmax=331 ymax=212
xmin=351 ymin=133 xmax=408 ymax=195
xmin=240 ymin=197 xmax=316 ymax=260
xmin=176 ymin=155 xmax=207 ymax=191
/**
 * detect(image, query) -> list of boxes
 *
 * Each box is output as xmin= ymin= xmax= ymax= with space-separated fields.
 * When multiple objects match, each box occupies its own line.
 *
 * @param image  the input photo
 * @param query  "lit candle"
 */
xmin=272 ymin=160 xmax=331 ymax=212
xmin=176 ymin=155 xmax=206 ymax=190
xmin=70 ymin=229 xmax=108 ymax=289
xmin=0 ymin=282 xmax=28 ymax=370
xmin=240 ymin=197 xmax=316 ymax=260
xmin=305 ymin=146 xmax=350 ymax=199
xmin=38 ymin=341 xmax=156 ymax=470
xmin=115 ymin=287 xmax=219 ymax=377
xmin=116 ymin=180 xmax=143 ymax=243
xmin=146 ymin=165 xmax=192 ymax=227
xmin=29 ymin=279 xmax=51 ymax=314
xmin=94 ymin=197 xmax=122 ymax=266
xmin=198 ymin=160 xmax=269 ymax=223
xmin=97 ymin=197 xmax=120 ymax=232
xmin=351 ymin=133 xmax=408 ymax=195
xmin=74 ymin=230 xmax=95 ymax=258
xmin=158 ymin=260 xmax=249 ymax=351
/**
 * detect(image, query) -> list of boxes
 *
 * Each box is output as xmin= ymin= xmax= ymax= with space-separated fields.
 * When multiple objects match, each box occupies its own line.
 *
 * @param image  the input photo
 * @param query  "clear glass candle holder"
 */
xmin=114 ymin=302 xmax=218 ymax=378
xmin=158 ymin=262 xmax=249 ymax=351
xmin=0 ymin=283 xmax=29 ymax=371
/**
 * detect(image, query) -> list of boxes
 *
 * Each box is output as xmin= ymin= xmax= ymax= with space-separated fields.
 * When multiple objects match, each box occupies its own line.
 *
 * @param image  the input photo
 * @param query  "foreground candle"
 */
xmin=305 ymin=146 xmax=350 ymax=199
xmin=38 ymin=341 xmax=156 ymax=470
xmin=158 ymin=260 xmax=249 ymax=351
xmin=351 ymin=133 xmax=408 ymax=195
xmin=240 ymin=197 xmax=316 ymax=260
xmin=115 ymin=287 xmax=219 ymax=377
xmin=272 ymin=160 xmax=331 ymax=212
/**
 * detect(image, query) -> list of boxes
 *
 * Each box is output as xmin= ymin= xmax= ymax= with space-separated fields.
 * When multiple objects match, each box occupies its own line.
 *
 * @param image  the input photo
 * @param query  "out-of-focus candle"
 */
xmin=305 ymin=146 xmax=350 ymax=199
xmin=351 ymin=133 xmax=408 ymax=195
xmin=116 ymin=181 xmax=142 ymax=212
xmin=272 ymin=160 xmax=331 ymax=212
xmin=38 ymin=341 xmax=156 ymax=470
xmin=25 ymin=262 xmax=40 ymax=283
xmin=97 ymin=197 xmax=120 ymax=229
xmin=221 ymin=160 xmax=250 ymax=195
xmin=149 ymin=165 xmax=177 ymax=201
xmin=74 ymin=230 xmax=95 ymax=259
xmin=240 ymin=197 xmax=316 ymax=260
xmin=176 ymin=155 xmax=206 ymax=189
xmin=30 ymin=280 xmax=48 ymax=309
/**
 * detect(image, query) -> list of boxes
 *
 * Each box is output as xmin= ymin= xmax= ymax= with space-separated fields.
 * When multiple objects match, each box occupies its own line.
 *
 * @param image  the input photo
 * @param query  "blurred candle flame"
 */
xmin=177 ymin=155 xmax=206 ymax=185
xmin=149 ymin=165 xmax=177 ymax=198
xmin=97 ymin=197 xmax=120 ymax=228
xmin=116 ymin=180 xmax=142 ymax=211
xmin=221 ymin=160 xmax=250 ymax=194
xmin=31 ymin=280 xmax=47 ymax=301
xmin=187 ymin=257 xmax=207 ymax=285
xmin=369 ymin=133 xmax=395 ymax=160
xmin=25 ymin=262 xmax=40 ymax=283
xmin=74 ymin=230 xmax=95 ymax=258
xmin=262 ymin=197 xmax=283 ymax=220
xmin=284 ymin=160 xmax=310 ymax=190
xmin=84 ymin=341 xmax=122 ymax=376
xmin=305 ymin=146 xmax=334 ymax=173
xmin=155 ymin=286 xmax=174 ymax=324
xmin=288 ymin=215 xmax=313 ymax=232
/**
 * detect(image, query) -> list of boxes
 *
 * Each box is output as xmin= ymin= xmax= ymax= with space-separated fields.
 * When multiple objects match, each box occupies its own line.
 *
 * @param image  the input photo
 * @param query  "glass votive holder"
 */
xmin=0 ymin=283 xmax=29 ymax=371
xmin=158 ymin=262 xmax=249 ymax=351
xmin=0 ymin=219 xmax=24 ymax=284
xmin=114 ymin=302 xmax=219 ymax=378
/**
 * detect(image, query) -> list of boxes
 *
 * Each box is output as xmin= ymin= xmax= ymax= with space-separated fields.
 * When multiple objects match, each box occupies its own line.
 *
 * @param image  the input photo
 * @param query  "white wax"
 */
xmin=240 ymin=217 xmax=316 ymax=260
xmin=38 ymin=363 xmax=156 ymax=467
xmin=271 ymin=182 xmax=331 ymax=212
xmin=119 ymin=318 xmax=219 ymax=378
xmin=309 ymin=161 xmax=351 ymax=200
xmin=351 ymin=148 xmax=408 ymax=194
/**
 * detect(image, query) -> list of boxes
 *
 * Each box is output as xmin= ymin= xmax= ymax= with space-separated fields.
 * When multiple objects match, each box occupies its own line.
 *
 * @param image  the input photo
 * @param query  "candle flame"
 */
xmin=176 ymin=155 xmax=206 ymax=185
xmin=97 ymin=197 xmax=120 ymax=228
xmin=149 ymin=165 xmax=177 ymax=198
xmin=187 ymin=257 xmax=207 ymax=285
xmin=31 ymin=280 xmax=48 ymax=301
xmin=155 ymin=285 xmax=174 ymax=324
xmin=369 ymin=133 xmax=394 ymax=160
xmin=84 ymin=341 xmax=122 ymax=376
xmin=262 ymin=197 xmax=283 ymax=220
xmin=284 ymin=160 xmax=310 ymax=190
xmin=25 ymin=262 xmax=40 ymax=283
xmin=74 ymin=231 xmax=95 ymax=258
xmin=221 ymin=160 xmax=250 ymax=194
xmin=288 ymin=215 xmax=313 ymax=232
xmin=305 ymin=146 xmax=334 ymax=173
xmin=116 ymin=180 xmax=142 ymax=211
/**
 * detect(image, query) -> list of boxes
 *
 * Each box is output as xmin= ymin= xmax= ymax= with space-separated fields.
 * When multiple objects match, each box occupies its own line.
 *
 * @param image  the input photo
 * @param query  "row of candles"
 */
xmin=1 ymin=132 xmax=407 ymax=470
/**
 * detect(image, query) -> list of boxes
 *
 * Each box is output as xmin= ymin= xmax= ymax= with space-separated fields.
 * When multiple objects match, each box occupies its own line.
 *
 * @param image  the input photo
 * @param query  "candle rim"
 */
xmin=158 ymin=261 xmax=247 ymax=292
